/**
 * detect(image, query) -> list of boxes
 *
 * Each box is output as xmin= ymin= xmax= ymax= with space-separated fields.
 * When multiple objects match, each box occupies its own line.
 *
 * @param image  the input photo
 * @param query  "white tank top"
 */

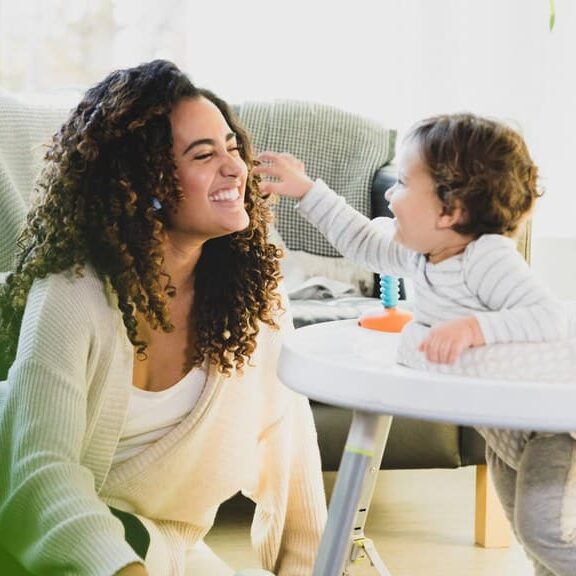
xmin=113 ymin=365 xmax=208 ymax=466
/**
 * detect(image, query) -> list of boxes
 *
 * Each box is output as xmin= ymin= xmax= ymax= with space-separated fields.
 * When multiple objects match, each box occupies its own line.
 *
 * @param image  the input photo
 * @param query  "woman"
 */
xmin=0 ymin=60 xmax=326 ymax=576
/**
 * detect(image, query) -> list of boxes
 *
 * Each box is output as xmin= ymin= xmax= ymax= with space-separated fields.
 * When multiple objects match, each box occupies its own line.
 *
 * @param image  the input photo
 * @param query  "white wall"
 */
xmin=179 ymin=0 xmax=575 ymax=297
xmin=532 ymin=237 xmax=576 ymax=300
xmin=1 ymin=0 xmax=575 ymax=295
xmin=176 ymin=1 xmax=572 ymax=235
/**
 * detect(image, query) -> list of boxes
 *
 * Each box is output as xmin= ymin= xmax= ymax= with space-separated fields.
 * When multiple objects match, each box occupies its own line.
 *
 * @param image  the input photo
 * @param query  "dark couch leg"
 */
xmin=474 ymin=464 xmax=511 ymax=548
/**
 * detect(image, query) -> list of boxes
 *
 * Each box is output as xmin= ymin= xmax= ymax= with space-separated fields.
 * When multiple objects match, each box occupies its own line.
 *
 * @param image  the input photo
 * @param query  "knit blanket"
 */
xmin=0 ymin=90 xmax=72 ymax=272
xmin=236 ymin=100 xmax=396 ymax=257
xmin=398 ymin=320 xmax=576 ymax=383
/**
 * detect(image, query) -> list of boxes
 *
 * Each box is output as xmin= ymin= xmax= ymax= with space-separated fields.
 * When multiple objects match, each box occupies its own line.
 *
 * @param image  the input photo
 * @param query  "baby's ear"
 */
xmin=438 ymin=201 xmax=467 ymax=229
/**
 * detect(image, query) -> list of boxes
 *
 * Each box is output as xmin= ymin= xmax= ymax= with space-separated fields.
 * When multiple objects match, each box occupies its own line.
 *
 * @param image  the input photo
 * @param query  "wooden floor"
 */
xmin=206 ymin=467 xmax=534 ymax=575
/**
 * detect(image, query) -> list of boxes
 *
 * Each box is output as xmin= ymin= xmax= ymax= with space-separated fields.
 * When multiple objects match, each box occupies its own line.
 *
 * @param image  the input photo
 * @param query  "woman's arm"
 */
xmin=245 ymin=289 xmax=326 ymax=575
xmin=0 ymin=273 xmax=141 ymax=575
xmin=251 ymin=392 xmax=327 ymax=576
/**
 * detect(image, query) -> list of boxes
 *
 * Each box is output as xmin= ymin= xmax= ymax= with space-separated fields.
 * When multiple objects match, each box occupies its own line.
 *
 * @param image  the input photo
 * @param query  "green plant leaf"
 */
xmin=549 ymin=0 xmax=556 ymax=31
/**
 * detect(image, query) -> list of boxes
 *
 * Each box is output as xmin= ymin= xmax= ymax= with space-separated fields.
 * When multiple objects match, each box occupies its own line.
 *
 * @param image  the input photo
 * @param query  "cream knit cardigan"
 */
xmin=0 ymin=267 xmax=327 ymax=576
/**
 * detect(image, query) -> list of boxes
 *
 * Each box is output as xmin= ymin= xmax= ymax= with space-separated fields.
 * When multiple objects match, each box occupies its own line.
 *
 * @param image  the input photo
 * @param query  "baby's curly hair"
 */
xmin=407 ymin=113 xmax=541 ymax=237
xmin=0 ymin=60 xmax=282 ymax=376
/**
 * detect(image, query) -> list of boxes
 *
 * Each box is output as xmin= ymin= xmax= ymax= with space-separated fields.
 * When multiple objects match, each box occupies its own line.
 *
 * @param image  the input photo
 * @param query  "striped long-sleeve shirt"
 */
xmin=297 ymin=179 xmax=569 ymax=345
xmin=297 ymin=179 xmax=573 ymax=469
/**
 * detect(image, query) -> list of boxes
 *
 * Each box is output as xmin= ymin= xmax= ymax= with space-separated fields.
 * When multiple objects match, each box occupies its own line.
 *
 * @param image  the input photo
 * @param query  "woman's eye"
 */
xmin=193 ymin=145 xmax=242 ymax=160
xmin=194 ymin=152 xmax=213 ymax=161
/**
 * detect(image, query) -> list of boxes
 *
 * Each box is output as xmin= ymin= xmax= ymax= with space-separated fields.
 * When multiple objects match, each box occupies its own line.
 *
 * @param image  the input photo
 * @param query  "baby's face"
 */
xmin=385 ymin=141 xmax=468 ymax=263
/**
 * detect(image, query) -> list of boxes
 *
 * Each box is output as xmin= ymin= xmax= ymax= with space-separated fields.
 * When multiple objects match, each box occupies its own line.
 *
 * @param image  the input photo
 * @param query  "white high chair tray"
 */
xmin=278 ymin=319 xmax=576 ymax=575
xmin=279 ymin=319 xmax=576 ymax=432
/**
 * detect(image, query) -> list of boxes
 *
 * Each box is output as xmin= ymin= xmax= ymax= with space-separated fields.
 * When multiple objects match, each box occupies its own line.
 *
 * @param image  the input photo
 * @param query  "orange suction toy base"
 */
xmin=358 ymin=307 xmax=413 ymax=333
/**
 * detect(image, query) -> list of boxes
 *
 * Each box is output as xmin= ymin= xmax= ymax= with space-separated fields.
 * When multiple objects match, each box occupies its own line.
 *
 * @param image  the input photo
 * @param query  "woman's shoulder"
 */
xmin=31 ymin=264 xmax=107 ymax=297
xmin=27 ymin=264 xmax=117 ymax=325
xmin=15 ymin=265 xmax=122 ymax=374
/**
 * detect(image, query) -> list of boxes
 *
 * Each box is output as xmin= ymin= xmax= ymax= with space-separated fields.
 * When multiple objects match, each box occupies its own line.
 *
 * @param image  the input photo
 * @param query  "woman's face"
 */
xmin=167 ymin=96 xmax=249 ymax=244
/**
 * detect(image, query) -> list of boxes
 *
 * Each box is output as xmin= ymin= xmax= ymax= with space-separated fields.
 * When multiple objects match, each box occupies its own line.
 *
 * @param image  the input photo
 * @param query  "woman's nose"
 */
xmin=222 ymin=153 xmax=245 ymax=177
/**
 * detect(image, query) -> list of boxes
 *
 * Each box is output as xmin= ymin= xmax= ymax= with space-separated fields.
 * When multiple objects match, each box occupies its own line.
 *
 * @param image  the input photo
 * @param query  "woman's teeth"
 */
xmin=209 ymin=189 xmax=240 ymax=202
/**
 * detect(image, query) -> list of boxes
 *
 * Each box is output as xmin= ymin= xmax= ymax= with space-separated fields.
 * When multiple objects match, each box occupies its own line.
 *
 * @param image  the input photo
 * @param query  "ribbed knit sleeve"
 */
xmin=0 ymin=273 xmax=141 ymax=575
xmin=251 ymin=391 xmax=327 ymax=576
xmin=243 ymin=287 xmax=326 ymax=575
xmin=463 ymin=235 xmax=570 ymax=344
xmin=297 ymin=179 xmax=415 ymax=277
xmin=277 ymin=393 xmax=327 ymax=575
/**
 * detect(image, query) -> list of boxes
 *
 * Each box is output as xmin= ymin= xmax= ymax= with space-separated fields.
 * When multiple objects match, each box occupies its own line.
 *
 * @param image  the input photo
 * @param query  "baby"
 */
xmin=255 ymin=113 xmax=574 ymax=576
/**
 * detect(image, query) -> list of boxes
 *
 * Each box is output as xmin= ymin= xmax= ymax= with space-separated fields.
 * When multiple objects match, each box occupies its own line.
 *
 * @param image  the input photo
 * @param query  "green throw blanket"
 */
xmin=0 ymin=90 xmax=72 ymax=272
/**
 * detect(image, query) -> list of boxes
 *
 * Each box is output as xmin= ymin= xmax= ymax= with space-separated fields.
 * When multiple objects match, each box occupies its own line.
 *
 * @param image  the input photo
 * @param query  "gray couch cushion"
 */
xmin=236 ymin=100 xmax=395 ymax=257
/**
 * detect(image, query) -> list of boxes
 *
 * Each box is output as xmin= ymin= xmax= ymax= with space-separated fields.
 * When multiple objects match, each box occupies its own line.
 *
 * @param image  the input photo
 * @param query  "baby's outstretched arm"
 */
xmin=419 ymin=316 xmax=485 ymax=364
xmin=254 ymin=152 xmax=314 ymax=199
xmin=254 ymin=151 xmax=413 ymax=278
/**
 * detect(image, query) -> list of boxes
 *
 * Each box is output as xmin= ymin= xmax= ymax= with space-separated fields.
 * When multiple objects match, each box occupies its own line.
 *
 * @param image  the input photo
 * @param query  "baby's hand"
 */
xmin=418 ymin=317 xmax=485 ymax=364
xmin=253 ymin=151 xmax=314 ymax=199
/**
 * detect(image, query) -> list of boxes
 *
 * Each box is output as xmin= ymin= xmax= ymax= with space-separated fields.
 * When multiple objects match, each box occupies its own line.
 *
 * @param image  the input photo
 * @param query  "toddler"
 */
xmin=255 ymin=113 xmax=575 ymax=576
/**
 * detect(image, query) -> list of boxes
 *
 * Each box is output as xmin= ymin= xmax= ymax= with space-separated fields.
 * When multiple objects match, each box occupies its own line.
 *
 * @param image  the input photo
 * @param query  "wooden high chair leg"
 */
xmin=474 ymin=464 xmax=512 ymax=548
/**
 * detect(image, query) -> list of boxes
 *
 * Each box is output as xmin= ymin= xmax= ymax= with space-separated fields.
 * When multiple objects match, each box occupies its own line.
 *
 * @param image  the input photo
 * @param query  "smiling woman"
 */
xmin=168 ymin=97 xmax=250 ymax=244
xmin=0 ymin=60 xmax=326 ymax=576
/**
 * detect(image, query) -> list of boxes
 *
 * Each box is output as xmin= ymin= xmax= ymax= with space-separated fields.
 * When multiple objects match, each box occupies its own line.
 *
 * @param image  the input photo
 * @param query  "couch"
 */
xmin=0 ymin=91 xmax=521 ymax=547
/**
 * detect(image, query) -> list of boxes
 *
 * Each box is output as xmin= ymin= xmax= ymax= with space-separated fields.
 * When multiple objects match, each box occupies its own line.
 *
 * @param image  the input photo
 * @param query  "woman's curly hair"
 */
xmin=0 ymin=59 xmax=282 ymax=376
xmin=407 ymin=113 xmax=541 ymax=237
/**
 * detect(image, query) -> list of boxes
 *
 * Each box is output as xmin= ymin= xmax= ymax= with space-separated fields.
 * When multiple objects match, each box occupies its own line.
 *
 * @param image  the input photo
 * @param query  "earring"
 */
xmin=152 ymin=197 xmax=162 ymax=211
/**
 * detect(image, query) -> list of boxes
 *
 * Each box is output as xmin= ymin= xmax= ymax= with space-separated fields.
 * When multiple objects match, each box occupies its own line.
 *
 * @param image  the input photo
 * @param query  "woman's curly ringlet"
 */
xmin=0 ymin=60 xmax=282 ymax=377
